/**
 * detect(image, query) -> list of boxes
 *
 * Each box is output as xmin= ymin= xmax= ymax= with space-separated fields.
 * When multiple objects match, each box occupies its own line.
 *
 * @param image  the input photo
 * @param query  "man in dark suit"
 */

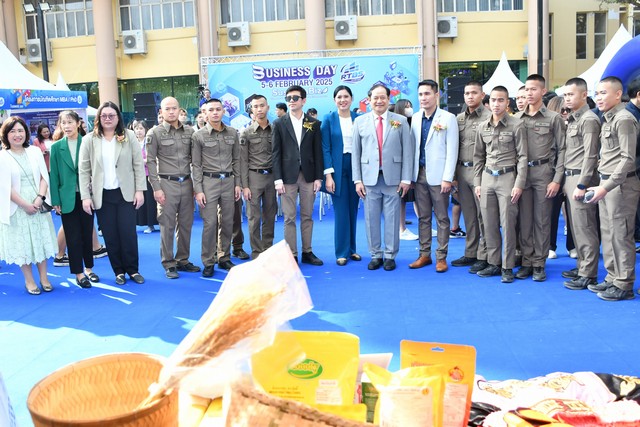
xmin=272 ymin=85 xmax=324 ymax=265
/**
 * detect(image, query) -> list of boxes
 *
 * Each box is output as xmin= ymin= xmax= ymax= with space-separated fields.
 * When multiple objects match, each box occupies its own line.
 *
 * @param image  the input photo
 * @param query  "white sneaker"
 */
xmin=569 ymin=249 xmax=577 ymax=259
xmin=400 ymin=229 xmax=419 ymax=241
xmin=548 ymin=250 xmax=557 ymax=259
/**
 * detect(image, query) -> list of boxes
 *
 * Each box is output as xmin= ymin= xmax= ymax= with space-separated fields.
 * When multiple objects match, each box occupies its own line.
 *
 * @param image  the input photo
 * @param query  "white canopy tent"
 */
xmin=555 ymin=25 xmax=632 ymax=96
xmin=0 ymin=41 xmax=56 ymax=90
xmin=482 ymin=52 xmax=524 ymax=97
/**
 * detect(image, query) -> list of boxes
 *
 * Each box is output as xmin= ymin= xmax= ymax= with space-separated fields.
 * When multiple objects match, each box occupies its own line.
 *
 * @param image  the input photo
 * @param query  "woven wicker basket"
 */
xmin=27 ymin=353 xmax=178 ymax=427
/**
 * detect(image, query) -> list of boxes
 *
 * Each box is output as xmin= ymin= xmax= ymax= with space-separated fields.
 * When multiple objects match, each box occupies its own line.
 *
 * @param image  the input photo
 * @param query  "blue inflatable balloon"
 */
xmin=601 ymin=35 xmax=640 ymax=91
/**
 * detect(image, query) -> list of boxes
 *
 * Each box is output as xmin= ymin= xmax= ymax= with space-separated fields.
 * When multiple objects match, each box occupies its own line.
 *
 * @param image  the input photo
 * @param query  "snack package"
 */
xmin=179 ymin=393 xmax=211 ymax=427
xmin=251 ymin=331 xmax=360 ymax=406
xmin=363 ymin=363 xmax=444 ymax=427
xmin=353 ymin=353 xmax=393 ymax=422
xmin=401 ymin=341 xmax=476 ymax=427
xmin=199 ymin=397 xmax=224 ymax=427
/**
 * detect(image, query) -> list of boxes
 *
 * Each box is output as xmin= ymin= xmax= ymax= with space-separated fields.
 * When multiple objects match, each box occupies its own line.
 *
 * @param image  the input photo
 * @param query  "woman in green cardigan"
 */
xmin=50 ymin=110 xmax=98 ymax=289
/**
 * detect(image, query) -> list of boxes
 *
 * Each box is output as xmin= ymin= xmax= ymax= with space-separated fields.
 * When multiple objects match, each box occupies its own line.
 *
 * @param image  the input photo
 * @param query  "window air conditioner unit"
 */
xmin=334 ymin=15 xmax=357 ymax=41
xmin=437 ymin=16 xmax=458 ymax=38
xmin=26 ymin=39 xmax=52 ymax=62
xmin=227 ymin=22 xmax=250 ymax=47
xmin=122 ymin=29 xmax=147 ymax=54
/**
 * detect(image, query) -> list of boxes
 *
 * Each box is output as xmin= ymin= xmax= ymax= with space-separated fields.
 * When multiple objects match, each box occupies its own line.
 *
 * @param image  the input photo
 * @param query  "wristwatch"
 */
xmin=37 ymin=194 xmax=46 ymax=200
xmin=577 ymin=184 xmax=586 ymax=190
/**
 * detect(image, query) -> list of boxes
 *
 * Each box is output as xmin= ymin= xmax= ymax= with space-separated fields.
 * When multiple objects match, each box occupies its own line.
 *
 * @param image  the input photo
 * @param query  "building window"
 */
xmin=594 ymin=12 xmax=606 ymax=58
xmin=220 ymin=0 xmax=305 ymax=24
xmin=120 ymin=0 xmax=195 ymax=31
xmin=24 ymin=0 xmax=94 ymax=40
xmin=634 ymin=16 xmax=640 ymax=37
xmin=576 ymin=13 xmax=587 ymax=59
xmin=325 ymin=0 xmax=415 ymax=16
xmin=437 ymin=0 xmax=522 ymax=12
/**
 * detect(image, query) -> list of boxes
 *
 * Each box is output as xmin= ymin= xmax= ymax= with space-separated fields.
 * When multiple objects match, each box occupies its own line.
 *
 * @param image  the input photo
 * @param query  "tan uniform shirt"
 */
xmin=457 ymin=104 xmax=491 ymax=163
xmin=516 ymin=106 xmax=566 ymax=183
xmin=239 ymin=121 xmax=273 ymax=188
xmin=564 ymin=105 xmax=600 ymax=188
xmin=191 ymin=123 xmax=240 ymax=194
xmin=146 ymin=121 xmax=195 ymax=191
xmin=473 ymin=114 xmax=528 ymax=189
xmin=599 ymin=103 xmax=639 ymax=192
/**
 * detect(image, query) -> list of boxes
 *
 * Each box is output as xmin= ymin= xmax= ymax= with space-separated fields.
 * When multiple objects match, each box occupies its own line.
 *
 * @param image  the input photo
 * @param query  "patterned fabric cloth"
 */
xmin=0 ymin=152 xmax=56 ymax=265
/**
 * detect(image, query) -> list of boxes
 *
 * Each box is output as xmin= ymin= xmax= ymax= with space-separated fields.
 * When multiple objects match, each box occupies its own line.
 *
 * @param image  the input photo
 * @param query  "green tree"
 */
xmin=600 ymin=0 xmax=640 ymax=7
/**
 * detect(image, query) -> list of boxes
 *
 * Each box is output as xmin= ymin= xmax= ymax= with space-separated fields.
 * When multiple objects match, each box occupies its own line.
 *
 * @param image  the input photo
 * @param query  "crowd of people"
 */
xmin=1 ymin=73 xmax=639 ymax=301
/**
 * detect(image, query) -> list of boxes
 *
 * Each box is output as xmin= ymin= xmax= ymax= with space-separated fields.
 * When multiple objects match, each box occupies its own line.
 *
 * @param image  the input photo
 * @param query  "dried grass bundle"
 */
xmin=140 ymin=290 xmax=282 ymax=408
xmin=138 ymin=241 xmax=313 ymax=409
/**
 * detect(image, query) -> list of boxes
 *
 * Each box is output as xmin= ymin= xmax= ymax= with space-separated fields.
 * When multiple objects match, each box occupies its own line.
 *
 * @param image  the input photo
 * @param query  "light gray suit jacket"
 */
xmin=78 ymin=129 xmax=147 ymax=210
xmin=411 ymin=107 xmax=459 ymax=185
xmin=351 ymin=111 xmax=414 ymax=186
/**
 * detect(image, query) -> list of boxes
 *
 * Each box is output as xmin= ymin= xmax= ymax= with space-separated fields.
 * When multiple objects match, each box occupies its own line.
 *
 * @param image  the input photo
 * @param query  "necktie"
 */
xmin=376 ymin=116 xmax=383 ymax=167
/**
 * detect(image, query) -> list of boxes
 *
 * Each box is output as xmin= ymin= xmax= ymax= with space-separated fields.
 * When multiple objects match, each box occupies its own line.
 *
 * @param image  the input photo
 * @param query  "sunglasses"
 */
xmin=561 ymin=108 xmax=571 ymax=114
xmin=285 ymin=95 xmax=302 ymax=102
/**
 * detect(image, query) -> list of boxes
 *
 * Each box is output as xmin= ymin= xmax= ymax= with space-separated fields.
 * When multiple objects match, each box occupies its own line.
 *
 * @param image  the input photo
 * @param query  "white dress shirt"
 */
xmin=101 ymin=136 xmax=120 ymax=190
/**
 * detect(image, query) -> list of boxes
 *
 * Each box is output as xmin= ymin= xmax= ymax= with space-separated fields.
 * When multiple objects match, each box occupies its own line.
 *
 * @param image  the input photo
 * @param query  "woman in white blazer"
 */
xmin=0 ymin=116 xmax=56 ymax=295
xmin=78 ymin=102 xmax=147 ymax=286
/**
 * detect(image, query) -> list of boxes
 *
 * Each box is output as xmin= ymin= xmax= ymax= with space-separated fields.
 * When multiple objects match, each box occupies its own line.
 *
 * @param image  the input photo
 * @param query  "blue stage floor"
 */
xmin=2 ymin=200 xmax=639 ymax=426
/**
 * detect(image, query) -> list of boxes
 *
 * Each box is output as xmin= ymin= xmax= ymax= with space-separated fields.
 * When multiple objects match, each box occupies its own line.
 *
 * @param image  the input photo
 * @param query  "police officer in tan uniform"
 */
xmin=586 ymin=76 xmax=640 ymax=301
xmin=560 ymin=77 xmax=601 ymax=291
xmin=514 ymin=74 xmax=566 ymax=282
xmin=452 ymin=80 xmax=491 ymax=273
xmin=146 ymin=97 xmax=200 ymax=279
xmin=473 ymin=85 xmax=528 ymax=283
xmin=192 ymin=98 xmax=241 ymax=277
xmin=239 ymin=94 xmax=277 ymax=259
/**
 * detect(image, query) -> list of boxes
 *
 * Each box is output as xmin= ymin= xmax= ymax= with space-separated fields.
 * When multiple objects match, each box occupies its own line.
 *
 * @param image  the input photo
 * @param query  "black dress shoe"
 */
xmin=501 ymin=268 xmax=514 ymax=283
xmin=203 ymin=265 xmax=215 ymax=277
xmin=532 ymin=266 xmax=546 ymax=282
xmin=564 ymin=276 xmax=596 ymax=290
xmin=368 ymin=258 xmax=383 ymax=270
xmin=477 ymin=264 xmax=501 ymax=277
xmin=301 ymin=251 xmax=323 ymax=266
xmin=76 ymin=276 xmax=92 ymax=288
xmin=218 ymin=259 xmax=236 ymax=271
xmin=129 ymin=273 xmax=145 ymax=284
xmin=383 ymin=259 xmax=396 ymax=271
xmin=177 ymin=262 xmax=201 ymax=272
xmin=86 ymin=272 xmax=100 ymax=282
xmin=561 ymin=268 xmax=579 ymax=279
xmin=451 ymin=256 xmax=477 ymax=267
xmin=115 ymin=274 xmax=126 ymax=285
xmin=350 ymin=253 xmax=362 ymax=261
xmin=232 ymin=248 xmax=250 ymax=260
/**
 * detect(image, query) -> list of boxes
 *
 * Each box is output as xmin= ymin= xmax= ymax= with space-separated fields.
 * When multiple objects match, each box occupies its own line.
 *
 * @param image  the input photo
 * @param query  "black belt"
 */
xmin=203 ymin=171 xmax=234 ymax=179
xmin=599 ymin=171 xmax=637 ymax=180
xmin=528 ymin=158 xmax=550 ymax=167
xmin=484 ymin=166 xmax=516 ymax=176
xmin=564 ymin=169 xmax=581 ymax=176
xmin=159 ymin=174 xmax=190 ymax=182
xmin=250 ymin=168 xmax=272 ymax=175
xmin=458 ymin=160 xmax=474 ymax=167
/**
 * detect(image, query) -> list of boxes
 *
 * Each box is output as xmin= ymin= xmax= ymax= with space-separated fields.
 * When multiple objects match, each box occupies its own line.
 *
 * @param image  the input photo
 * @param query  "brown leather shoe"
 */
xmin=409 ymin=255 xmax=432 ymax=269
xmin=436 ymin=259 xmax=448 ymax=273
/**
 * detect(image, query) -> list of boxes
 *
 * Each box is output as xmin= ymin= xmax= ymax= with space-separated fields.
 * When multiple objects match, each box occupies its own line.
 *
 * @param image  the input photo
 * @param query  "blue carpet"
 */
xmin=2 ymin=200 xmax=639 ymax=426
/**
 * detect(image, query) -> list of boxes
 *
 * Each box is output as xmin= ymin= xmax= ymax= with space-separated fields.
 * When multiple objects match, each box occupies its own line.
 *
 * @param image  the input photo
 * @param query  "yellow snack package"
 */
xmin=363 ymin=362 xmax=444 ymax=427
xmin=198 ymin=397 xmax=223 ymax=427
xmin=251 ymin=331 xmax=360 ymax=406
xmin=400 ymin=341 xmax=476 ymax=427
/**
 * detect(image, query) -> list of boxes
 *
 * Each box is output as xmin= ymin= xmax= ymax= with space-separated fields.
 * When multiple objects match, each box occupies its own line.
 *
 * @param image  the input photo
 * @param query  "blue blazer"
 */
xmin=320 ymin=110 xmax=358 ymax=196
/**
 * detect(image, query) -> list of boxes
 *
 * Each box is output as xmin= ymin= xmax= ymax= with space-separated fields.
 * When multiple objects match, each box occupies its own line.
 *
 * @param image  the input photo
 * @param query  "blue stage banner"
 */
xmin=0 ymin=89 xmax=88 ymax=110
xmin=206 ymin=54 xmax=419 ymax=128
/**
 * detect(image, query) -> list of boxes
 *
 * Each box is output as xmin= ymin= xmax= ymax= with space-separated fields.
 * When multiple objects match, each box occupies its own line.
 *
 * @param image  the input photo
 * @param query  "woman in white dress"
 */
xmin=0 ymin=116 xmax=57 ymax=295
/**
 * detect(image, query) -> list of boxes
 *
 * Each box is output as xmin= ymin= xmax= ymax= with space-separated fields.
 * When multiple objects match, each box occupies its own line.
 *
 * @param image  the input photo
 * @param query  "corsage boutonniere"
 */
xmin=303 ymin=121 xmax=314 ymax=132
xmin=116 ymin=133 xmax=126 ymax=143
xmin=389 ymin=120 xmax=401 ymax=129
xmin=434 ymin=123 xmax=447 ymax=132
